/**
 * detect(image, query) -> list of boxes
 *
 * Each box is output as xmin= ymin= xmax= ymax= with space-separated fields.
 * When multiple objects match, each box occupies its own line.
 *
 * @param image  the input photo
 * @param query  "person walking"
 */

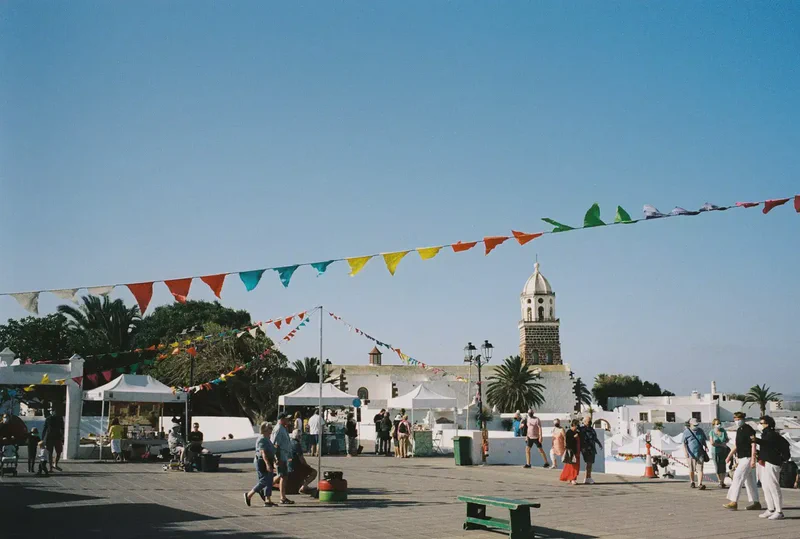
xmin=378 ymin=412 xmax=392 ymax=456
xmin=244 ymin=422 xmax=276 ymax=507
xmin=579 ymin=416 xmax=602 ymax=484
xmin=398 ymin=415 xmax=412 ymax=458
xmin=373 ymin=409 xmax=386 ymax=454
xmin=26 ymin=427 xmax=41 ymax=473
xmin=755 ymin=416 xmax=789 ymax=520
xmin=36 ymin=441 xmax=50 ymax=476
xmin=345 ymin=413 xmax=359 ymax=457
xmin=290 ymin=429 xmax=318 ymax=495
xmin=293 ymin=412 xmax=303 ymax=434
xmin=709 ymin=419 xmax=730 ymax=488
xmin=523 ymin=409 xmax=550 ymax=469
xmin=683 ymin=418 xmax=709 ymax=490
xmin=108 ymin=418 xmax=124 ymax=462
xmin=550 ymin=419 xmax=566 ymax=470
xmin=512 ymin=412 xmax=522 ymax=437
xmin=392 ymin=412 xmax=402 ymax=457
xmin=308 ymin=410 xmax=321 ymax=457
xmin=41 ymin=409 xmax=64 ymax=471
xmin=724 ymin=412 xmax=761 ymax=511
xmin=560 ymin=420 xmax=581 ymax=485
xmin=271 ymin=415 xmax=294 ymax=505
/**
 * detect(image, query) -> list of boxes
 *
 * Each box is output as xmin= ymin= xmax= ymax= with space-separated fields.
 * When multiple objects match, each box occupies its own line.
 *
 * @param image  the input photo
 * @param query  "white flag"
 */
xmin=11 ymin=292 xmax=39 ymax=314
xmin=51 ymin=288 xmax=79 ymax=303
xmin=87 ymin=285 xmax=114 ymax=296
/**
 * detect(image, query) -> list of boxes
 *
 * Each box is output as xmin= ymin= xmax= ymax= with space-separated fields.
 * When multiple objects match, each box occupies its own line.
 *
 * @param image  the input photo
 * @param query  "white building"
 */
xmin=329 ymin=261 xmax=576 ymax=421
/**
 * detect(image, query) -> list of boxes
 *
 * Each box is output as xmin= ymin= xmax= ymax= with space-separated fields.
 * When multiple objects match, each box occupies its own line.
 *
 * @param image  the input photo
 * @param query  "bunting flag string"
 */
xmin=4 ymin=194 xmax=797 ymax=315
xmin=326 ymin=310 xmax=469 ymax=383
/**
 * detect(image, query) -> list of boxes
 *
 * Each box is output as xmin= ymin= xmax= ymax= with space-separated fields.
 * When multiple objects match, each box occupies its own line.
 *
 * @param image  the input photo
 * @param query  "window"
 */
xmin=549 ymin=307 xmax=553 ymax=319
xmin=639 ymin=412 xmax=649 ymax=421
xmin=526 ymin=307 xmax=532 ymax=321
xmin=532 ymin=351 xmax=539 ymax=364
xmin=550 ymin=298 xmax=553 ymax=304
xmin=538 ymin=298 xmax=544 ymax=304
xmin=527 ymin=299 xmax=531 ymax=304
xmin=691 ymin=412 xmax=702 ymax=422
xmin=538 ymin=306 xmax=544 ymax=320
xmin=666 ymin=412 xmax=676 ymax=423
xmin=546 ymin=351 xmax=553 ymax=364
xmin=357 ymin=387 xmax=369 ymax=404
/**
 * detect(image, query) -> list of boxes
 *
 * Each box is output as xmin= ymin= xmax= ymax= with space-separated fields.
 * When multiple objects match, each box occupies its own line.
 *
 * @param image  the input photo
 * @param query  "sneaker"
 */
xmin=698 ymin=484 xmax=706 ymax=491
xmin=584 ymin=477 xmax=595 ymax=485
xmin=723 ymin=502 xmax=737 ymax=510
xmin=759 ymin=510 xmax=774 ymax=519
xmin=690 ymin=482 xmax=696 ymax=488
xmin=543 ymin=463 xmax=550 ymax=469
xmin=745 ymin=502 xmax=762 ymax=511
xmin=768 ymin=512 xmax=785 ymax=521
xmin=54 ymin=466 xmax=62 ymax=472
xmin=523 ymin=464 xmax=531 ymax=469
xmin=243 ymin=493 xmax=251 ymax=507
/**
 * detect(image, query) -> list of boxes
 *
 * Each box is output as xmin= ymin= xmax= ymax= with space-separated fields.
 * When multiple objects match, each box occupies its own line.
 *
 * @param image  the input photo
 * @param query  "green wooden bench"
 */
xmin=457 ymin=495 xmax=540 ymax=539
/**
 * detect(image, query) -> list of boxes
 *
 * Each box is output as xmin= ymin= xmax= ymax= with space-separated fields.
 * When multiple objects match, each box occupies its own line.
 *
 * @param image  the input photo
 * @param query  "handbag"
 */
xmin=688 ymin=428 xmax=710 ymax=463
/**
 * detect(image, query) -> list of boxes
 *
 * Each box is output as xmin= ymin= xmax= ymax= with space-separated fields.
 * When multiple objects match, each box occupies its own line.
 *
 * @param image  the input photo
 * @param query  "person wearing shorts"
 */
xmin=523 ymin=409 xmax=550 ymax=468
xmin=308 ymin=410 xmax=320 ymax=456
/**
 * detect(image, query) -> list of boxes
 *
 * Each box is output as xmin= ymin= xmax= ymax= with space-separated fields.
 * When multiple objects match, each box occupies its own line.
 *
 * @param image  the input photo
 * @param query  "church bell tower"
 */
xmin=518 ymin=261 xmax=562 ymax=365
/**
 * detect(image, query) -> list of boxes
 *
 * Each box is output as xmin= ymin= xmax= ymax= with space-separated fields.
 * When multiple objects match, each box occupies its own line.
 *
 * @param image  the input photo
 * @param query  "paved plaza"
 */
xmin=1 ymin=452 xmax=798 ymax=539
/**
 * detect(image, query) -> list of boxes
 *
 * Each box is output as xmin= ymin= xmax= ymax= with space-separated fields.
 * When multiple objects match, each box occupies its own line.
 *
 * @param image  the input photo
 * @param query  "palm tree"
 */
xmin=573 ymin=377 xmax=593 ymax=410
xmin=291 ymin=357 xmax=332 ymax=385
xmin=486 ymin=355 xmax=545 ymax=413
xmin=57 ymin=296 xmax=141 ymax=352
xmin=744 ymin=384 xmax=782 ymax=417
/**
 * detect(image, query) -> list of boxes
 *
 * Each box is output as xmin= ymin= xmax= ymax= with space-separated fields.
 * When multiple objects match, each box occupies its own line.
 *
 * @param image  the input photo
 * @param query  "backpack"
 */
xmin=779 ymin=460 xmax=798 ymax=489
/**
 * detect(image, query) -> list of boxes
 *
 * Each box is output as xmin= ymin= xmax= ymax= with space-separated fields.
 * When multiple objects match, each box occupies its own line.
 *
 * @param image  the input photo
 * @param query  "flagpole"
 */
xmin=317 ymin=305 xmax=323 ymax=488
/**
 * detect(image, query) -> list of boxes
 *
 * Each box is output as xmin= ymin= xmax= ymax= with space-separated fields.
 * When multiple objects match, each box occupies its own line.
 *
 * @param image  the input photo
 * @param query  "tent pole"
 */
xmin=100 ymin=398 xmax=105 ymax=462
xmin=317 ymin=305 xmax=323 ymax=486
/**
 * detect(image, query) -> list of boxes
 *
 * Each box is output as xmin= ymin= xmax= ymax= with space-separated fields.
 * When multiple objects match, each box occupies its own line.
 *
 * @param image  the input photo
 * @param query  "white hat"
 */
xmin=688 ymin=418 xmax=699 ymax=426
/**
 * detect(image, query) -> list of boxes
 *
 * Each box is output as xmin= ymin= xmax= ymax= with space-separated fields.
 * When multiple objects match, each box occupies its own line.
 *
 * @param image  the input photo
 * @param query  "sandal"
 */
xmin=264 ymin=501 xmax=277 ymax=507
xmin=280 ymin=498 xmax=295 ymax=505
xmin=243 ymin=493 xmax=251 ymax=507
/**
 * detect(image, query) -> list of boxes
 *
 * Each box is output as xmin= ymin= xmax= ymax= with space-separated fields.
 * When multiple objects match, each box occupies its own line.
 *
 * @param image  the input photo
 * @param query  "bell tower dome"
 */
xmin=518 ymin=261 xmax=562 ymax=365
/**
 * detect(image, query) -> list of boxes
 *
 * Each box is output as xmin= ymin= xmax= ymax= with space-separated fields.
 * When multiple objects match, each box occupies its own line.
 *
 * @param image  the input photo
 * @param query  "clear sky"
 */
xmin=2 ymin=2 xmax=798 ymax=396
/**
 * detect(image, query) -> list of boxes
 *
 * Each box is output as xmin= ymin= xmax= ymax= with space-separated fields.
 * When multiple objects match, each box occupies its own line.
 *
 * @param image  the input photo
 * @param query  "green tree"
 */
xmin=744 ymin=384 xmax=782 ymax=417
xmin=57 ymin=296 xmax=141 ymax=353
xmin=291 ymin=357 xmax=333 ymax=385
xmin=592 ymin=373 xmax=674 ymax=411
xmin=573 ymin=377 xmax=593 ymax=411
xmin=134 ymin=300 xmax=251 ymax=348
xmin=486 ymin=356 xmax=545 ymax=413
xmin=0 ymin=314 xmax=80 ymax=361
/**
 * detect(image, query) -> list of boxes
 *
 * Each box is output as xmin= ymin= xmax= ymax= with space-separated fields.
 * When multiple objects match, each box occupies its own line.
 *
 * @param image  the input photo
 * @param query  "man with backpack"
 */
xmin=754 ymin=416 xmax=789 ymax=520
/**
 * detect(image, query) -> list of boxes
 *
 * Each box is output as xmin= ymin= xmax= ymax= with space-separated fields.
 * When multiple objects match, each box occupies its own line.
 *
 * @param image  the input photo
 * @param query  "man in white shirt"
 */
xmin=308 ymin=410 xmax=321 ymax=456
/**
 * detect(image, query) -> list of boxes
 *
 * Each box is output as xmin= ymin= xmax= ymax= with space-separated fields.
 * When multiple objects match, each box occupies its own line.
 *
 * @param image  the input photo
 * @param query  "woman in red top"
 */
xmin=560 ymin=420 xmax=581 ymax=484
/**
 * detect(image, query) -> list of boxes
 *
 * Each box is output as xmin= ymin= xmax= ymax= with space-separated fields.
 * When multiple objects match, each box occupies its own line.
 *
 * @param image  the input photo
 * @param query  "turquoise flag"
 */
xmin=311 ymin=260 xmax=334 ymax=276
xmin=274 ymin=265 xmax=299 ymax=288
xmin=583 ymin=203 xmax=606 ymax=227
xmin=541 ymin=218 xmax=574 ymax=233
xmin=239 ymin=269 xmax=266 ymax=291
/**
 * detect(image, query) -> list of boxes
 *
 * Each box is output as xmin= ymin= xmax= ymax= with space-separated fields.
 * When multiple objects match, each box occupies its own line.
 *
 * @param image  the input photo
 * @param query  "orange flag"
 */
xmin=763 ymin=197 xmax=791 ymax=214
xmin=274 ymin=320 xmax=282 ymax=330
xmin=286 ymin=316 xmax=294 ymax=325
xmin=512 ymin=230 xmax=543 ymax=246
xmin=127 ymin=282 xmax=154 ymax=314
xmin=298 ymin=311 xmax=306 ymax=320
xmin=483 ymin=236 xmax=509 ymax=255
xmin=200 ymin=274 xmax=226 ymax=299
xmin=186 ymin=347 xmax=197 ymax=357
xmin=451 ymin=241 xmax=478 ymax=253
xmin=794 ymin=195 xmax=800 ymax=213
xmin=165 ymin=278 xmax=192 ymax=303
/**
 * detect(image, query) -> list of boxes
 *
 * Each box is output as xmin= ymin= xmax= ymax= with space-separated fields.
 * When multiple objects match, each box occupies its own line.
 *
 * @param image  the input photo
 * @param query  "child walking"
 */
xmin=36 ymin=441 xmax=50 ymax=476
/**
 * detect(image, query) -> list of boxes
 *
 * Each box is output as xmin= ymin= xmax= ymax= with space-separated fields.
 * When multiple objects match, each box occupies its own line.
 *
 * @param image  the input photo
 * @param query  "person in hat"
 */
xmin=683 ymin=417 xmax=709 ymax=490
xmin=724 ymin=412 xmax=761 ymax=511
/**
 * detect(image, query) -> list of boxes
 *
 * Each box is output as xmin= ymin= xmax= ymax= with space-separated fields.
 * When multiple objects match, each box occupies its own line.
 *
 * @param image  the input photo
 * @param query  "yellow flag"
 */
xmin=346 ymin=256 xmax=372 ymax=276
xmin=56 ymin=379 xmax=66 ymax=385
xmin=382 ymin=251 xmax=410 ymax=276
xmin=416 ymin=246 xmax=442 ymax=260
xmin=169 ymin=342 xmax=179 ymax=348
xmin=24 ymin=385 xmax=36 ymax=392
xmin=40 ymin=374 xmax=51 ymax=385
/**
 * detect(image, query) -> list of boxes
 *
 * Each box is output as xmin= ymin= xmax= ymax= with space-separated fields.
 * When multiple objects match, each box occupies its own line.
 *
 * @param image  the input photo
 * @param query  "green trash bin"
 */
xmin=452 ymin=436 xmax=472 ymax=466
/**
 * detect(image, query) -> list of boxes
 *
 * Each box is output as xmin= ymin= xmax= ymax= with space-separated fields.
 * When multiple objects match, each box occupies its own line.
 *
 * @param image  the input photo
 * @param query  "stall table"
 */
xmin=412 ymin=430 xmax=433 ymax=457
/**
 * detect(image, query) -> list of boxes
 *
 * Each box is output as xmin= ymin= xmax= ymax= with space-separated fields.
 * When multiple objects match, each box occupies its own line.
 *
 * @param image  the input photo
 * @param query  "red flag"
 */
xmin=87 ymin=373 xmax=98 ymax=385
xmin=285 ymin=316 xmax=294 ymax=326
xmin=274 ymin=320 xmax=282 ymax=330
xmin=71 ymin=376 xmax=83 ymax=386
xmin=451 ymin=241 xmax=478 ymax=253
xmin=186 ymin=347 xmax=197 ymax=357
xmin=200 ymin=274 xmax=226 ymax=299
xmin=794 ymin=195 xmax=800 ymax=213
xmin=483 ymin=236 xmax=509 ymax=255
xmin=512 ymin=230 xmax=543 ymax=246
xmin=762 ymin=198 xmax=790 ymax=214
xmin=736 ymin=201 xmax=759 ymax=208
xmin=101 ymin=370 xmax=112 ymax=383
xmin=298 ymin=311 xmax=306 ymax=320
xmin=127 ymin=282 xmax=154 ymax=314
xmin=165 ymin=278 xmax=192 ymax=304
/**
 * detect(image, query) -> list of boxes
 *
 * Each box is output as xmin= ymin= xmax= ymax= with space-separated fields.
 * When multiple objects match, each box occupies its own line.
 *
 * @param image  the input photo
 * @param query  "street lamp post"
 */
xmin=464 ymin=340 xmax=493 ymax=464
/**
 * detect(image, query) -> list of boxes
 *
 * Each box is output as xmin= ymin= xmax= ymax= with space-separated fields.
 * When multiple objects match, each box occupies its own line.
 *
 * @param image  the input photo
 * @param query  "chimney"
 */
xmin=711 ymin=381 xmax=717 ymax=395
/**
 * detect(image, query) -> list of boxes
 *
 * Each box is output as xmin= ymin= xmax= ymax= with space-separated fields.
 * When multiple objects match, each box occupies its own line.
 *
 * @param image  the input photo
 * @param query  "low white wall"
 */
xmin=192 ymin=416 xmax=255 ymax=441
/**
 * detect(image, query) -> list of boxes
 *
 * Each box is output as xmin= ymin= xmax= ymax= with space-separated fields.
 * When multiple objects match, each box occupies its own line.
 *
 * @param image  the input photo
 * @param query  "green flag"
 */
xmin=583 ymin=203 xmax=606 ymax=227
xmin=614 ymin=206 xmax=634 ymax=224
xmin=541 ymin=218 xmax=574 ymax=233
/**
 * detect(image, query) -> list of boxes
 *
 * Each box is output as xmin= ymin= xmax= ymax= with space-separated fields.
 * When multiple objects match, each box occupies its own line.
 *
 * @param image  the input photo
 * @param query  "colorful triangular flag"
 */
xmin=614 ymin=206 xmax=634 ymax=224
xmin=483 ymin=236 xmax=509 ymax=255
xmin=11 ymin=292 xmax=39 ymax=315
xmin=87 ymin=285 xmax=114 ymax=296
xmin=40 ymin=374 xmax=51 ymax=384
xmin=511 ymin=231 xmax=542 ymax=246
xmin=274 ymin=265 xmax=299 ymax=288
xmin=763 ymin=197 xmax=791 ymax=214
xmin=165 ymin=278 xmax=192 ymax=304
xmin=416 ymin=246 xmax=443 ymax=260
xmin=127 ymin=282 xmax=154 ymax=314
xmin=541 ymin=218 xmax=574 ymax=233
xmin=382 ymin=251 xmax=410 ymax=275
xmin=451 ymin=241 xmax=478 ymax=253
xmin=583 ymin=203 xmax=606 ymax=227
xmin=643 ymin=205 xmax=666 ymax=219
xmin=346 ymin=256 xmax=372 ymax=276
xmin=51 ymin=289 xmax=79 ymax=304
xmin=200 ymin=274 xmax=226 ymax=298
xmin=310 ymin=260 xmax=335 ymax=276
xmin=669 ymin=207 xmax=700 ymax=216
xmin=239 ymin=270 xmax=266 ymax=292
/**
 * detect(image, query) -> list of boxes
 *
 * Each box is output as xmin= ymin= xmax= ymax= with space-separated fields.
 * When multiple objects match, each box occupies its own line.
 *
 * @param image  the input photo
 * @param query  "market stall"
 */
xmin=388 ymin=385 xmax=457 ymax=456
xmin=279 ymin=383 xmax=359 ymax=456
xmin=83 ymin=374 xmax=187 ymax=460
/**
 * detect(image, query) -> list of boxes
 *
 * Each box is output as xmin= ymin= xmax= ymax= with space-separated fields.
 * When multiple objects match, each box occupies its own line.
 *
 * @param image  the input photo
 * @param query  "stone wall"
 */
xmin=518 ymin=323 xmax=562 ymax=365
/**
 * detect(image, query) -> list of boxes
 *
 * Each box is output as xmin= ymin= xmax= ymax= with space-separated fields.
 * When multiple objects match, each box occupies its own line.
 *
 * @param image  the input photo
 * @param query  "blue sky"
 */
xmin=1 ymin=2 xmax=798 ymax=396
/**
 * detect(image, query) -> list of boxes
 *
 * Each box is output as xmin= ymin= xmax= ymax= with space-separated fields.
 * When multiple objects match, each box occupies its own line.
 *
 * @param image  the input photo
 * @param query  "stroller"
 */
xmin=1 ymin=444 xmax=19 ymax=477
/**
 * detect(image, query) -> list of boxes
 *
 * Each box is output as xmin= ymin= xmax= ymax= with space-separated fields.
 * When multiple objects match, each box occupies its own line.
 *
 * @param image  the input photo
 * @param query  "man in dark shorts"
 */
xmin=41 ymin=410 xmax=64 ymax=472
xmin=185 ymin=422 xmax=204 ymax=466
xmin=523 ymin=409 xmax=550 ymax=469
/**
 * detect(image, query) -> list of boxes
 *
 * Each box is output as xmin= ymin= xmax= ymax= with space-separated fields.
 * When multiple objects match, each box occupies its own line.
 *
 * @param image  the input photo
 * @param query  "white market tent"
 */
xmin=83 ymin=375 xmax=187 ymax=460
xmin=278 ymin=382 xmax=358 ymax=407
xmin=388 ymin=384 xmax=458 ymax=426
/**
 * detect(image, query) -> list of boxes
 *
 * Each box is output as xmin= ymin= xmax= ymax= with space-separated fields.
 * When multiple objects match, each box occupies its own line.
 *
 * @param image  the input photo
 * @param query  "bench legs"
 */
xmin=509 ymin=507 xmax=532 ymax=539
xmin=463 ymin=503 xmax=532 ymax=538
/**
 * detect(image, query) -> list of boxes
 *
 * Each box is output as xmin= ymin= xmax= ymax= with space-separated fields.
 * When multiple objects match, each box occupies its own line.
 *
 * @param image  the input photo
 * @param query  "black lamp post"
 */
xmin=464 ymin=340 xmax=493 ymax=464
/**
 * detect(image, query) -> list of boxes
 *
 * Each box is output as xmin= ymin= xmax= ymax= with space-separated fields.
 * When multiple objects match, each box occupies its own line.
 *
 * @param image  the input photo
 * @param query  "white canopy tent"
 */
xmin=388 ymin=384 xmax=458 ymax=426
xmin=83 ymin=375 xmax=187 ymax=460
xmin=278 ymin=382 xmax=358 ymax=407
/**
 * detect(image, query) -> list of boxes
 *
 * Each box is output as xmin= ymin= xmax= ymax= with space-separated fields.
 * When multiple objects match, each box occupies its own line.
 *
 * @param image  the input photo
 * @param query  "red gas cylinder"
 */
xmin=318 ymin=478 xmax=348 ymax=492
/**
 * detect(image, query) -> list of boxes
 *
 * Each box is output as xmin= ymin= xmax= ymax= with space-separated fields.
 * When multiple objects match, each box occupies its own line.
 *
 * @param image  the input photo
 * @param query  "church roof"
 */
xmin=522 ymin=262 xmax=553 ymax=296
xmin=369 ymin=346 xmax=381 ymax=355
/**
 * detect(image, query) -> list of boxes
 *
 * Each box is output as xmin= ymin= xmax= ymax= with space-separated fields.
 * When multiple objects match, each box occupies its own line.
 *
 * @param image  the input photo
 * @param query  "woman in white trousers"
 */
xmin=755 ymin=416 xmax=787 ymax=520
